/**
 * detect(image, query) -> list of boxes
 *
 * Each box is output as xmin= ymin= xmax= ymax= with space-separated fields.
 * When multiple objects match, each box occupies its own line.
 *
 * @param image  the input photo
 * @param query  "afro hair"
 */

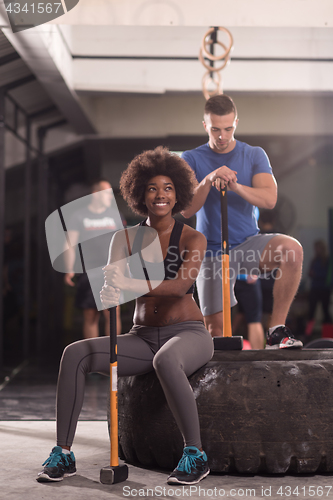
xmin=120 ymin=146 xmax=198 ymax=216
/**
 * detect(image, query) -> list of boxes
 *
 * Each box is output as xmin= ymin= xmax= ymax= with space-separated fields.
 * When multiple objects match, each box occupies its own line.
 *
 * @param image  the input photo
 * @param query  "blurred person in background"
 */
xmin=64 ymin=180 xmax=123 ymax=337
xmin=305 ymin=239 xmax=332 ymax=336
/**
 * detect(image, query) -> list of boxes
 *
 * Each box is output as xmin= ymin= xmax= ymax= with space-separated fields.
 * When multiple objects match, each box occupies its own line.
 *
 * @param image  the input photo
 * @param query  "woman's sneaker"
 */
xmin=167 ymin=446 xmax=210 ymax=485
xmin=265 ymin=326 xmax=303 ymax=349
xmin=37 ymin=446 xmax=76 ymax=482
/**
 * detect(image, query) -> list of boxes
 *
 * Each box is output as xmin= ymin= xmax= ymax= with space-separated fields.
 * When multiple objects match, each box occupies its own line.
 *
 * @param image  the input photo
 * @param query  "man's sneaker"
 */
xmin=167 ymin=446 xmax=210 ymax=485
xmin=265 ymin=326 xmax=303 ymax=349
xmin=37 ymin=446 xmax=76 ymax=482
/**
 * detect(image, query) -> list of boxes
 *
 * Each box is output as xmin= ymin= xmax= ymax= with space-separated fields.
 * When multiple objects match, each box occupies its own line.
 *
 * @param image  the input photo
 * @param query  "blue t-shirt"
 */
xmin=182 ymin=141 xmax=273 ymax=254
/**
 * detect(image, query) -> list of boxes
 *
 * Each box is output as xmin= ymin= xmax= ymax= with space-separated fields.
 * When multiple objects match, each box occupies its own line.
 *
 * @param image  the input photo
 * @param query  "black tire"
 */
xmin=112 ymin=350 xmax=333 ymax=473
xmin=304 ymin=338 xmax=333 ymax=349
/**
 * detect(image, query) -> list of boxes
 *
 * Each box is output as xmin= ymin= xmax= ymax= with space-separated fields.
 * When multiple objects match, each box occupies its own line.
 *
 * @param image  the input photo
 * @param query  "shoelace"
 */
xmin=281 ymin=328 xmax=295 ymax=339
xmin=177 ymin=451 xmax=201 ymax=474
xmin=270 ymin=327 xmax=293 ymax=340
xmin=43 ymin=450 xmax=70 ymax=468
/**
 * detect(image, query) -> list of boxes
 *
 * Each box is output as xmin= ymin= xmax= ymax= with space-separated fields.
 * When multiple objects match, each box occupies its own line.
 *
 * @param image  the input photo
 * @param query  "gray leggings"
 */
xmin=56 ymin=321 xmax=213 ymax=450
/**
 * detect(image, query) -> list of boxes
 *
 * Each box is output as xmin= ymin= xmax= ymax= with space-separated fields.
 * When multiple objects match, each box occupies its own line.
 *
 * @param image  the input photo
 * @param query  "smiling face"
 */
xmin=203 ymin=112 xmax=238 ymax=154
xmin=144 ymin=175 xmax=176 ymax=217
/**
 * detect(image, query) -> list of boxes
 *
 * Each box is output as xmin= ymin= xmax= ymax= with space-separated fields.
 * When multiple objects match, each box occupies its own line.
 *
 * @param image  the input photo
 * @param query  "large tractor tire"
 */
xmin=113 ymin=349 xmax=333 ymax=473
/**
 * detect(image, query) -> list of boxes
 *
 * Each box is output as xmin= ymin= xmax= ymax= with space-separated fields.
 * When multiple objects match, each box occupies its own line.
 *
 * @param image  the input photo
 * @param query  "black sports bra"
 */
xmin=128 ymin=219 xmax=195 ymax=295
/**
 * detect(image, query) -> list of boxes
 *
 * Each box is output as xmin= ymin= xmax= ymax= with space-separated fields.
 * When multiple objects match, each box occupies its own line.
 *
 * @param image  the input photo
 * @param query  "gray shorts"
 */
xmin=196 ymin=233 xmax=278 ymax=316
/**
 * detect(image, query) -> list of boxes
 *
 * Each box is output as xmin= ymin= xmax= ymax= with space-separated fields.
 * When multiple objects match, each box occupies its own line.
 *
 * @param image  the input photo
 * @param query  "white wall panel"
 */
xmin=78 ymin=94 xmax=333 ymax=137
xmin=74 ymin=58 xmax=333 ymax=94
xmin=50 ymin=0 xmax=333 ymax=28
xmin=67 ymin=26 xmax=333 ymax=59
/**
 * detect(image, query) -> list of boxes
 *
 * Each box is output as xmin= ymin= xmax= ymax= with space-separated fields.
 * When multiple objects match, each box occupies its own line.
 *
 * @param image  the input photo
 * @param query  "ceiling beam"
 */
xmin=48 ymin=0 xmax=333 ymax=28
xmin=0 ymin=52 xmax=20 ymax=66
xmin=0 ymin=2 xmax=96 ymax=135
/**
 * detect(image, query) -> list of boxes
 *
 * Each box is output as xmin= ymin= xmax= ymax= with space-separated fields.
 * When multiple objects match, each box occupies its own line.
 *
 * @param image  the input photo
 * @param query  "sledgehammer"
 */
xmin=100 ymin=307 xmax=128 ymax=484
xmin=213 ymin=186 xmax=243 ymax=350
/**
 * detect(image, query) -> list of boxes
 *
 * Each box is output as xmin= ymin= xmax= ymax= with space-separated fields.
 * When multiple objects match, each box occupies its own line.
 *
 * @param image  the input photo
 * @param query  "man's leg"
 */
xmin=82 ymin=308 xmax=100 ymax=338
xmin=234 ymin=278 xmax=264 ymax=349
xmin=196 ymin=257 xmax=237 ymax=338
xmin=204 ymin=312 xmax=223 ymax=337
xmin=248 ymin=323 xmax=264 ymax=349
xmin=259 ymin=234 xmax=303 ymax=328
xmin=305 ymin=289 xmax=318 ymax=335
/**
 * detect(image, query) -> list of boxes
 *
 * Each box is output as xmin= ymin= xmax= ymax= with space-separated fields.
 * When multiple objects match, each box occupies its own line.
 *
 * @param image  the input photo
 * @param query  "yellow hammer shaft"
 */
xmin=222 ymin=253 xmax=232 ymax=337
xmin=110 ymin=360 xmax=119 ymax=467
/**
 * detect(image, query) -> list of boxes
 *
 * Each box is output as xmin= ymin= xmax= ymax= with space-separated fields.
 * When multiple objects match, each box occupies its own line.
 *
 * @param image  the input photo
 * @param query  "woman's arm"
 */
xmin=103 ymin=228 xmax=207 ymax=298
xmin=63 ymin=230 xmax=79 ymax=286
xmin=99 ymin=229 xmax=130 ymax=309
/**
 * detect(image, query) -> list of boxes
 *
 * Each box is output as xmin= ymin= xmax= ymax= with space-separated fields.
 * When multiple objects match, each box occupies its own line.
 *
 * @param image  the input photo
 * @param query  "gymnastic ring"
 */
xmin=199 ymin=45 xmax=230 ymax=72
xmin=202 ymin=71 xmax=222 ymax=100
xmin=201 ymin=27 xmax=233 ymax=61
xmin=201 ymin=39 xmax=230 ymax=64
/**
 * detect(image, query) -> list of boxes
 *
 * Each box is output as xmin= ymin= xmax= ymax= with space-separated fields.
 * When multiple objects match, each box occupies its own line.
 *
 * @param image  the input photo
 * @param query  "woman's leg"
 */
xmin=56 ymin=333 xmax=154 ymax=447
xmin=56 ymin=337 xmax=110 ymax=447
xmin=152 ymin=324 xmax=213 ymax=449
xmin=117 ymin=332 xmax=155 ymax=376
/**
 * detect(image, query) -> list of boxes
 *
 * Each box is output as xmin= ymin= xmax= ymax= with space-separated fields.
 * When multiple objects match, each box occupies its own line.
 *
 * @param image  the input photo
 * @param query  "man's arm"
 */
xmin=228 ymin=172 xmax=277 ymax=209
xmin=64 ymin=230 xmax=79 ymax=286
xmin=182 ymin=165 xmax=237 ymax=218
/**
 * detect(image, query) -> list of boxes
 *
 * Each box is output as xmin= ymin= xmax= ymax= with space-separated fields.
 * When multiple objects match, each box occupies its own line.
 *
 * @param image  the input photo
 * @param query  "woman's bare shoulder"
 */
xmin=181 ymin=223 xmax=207 ymax=248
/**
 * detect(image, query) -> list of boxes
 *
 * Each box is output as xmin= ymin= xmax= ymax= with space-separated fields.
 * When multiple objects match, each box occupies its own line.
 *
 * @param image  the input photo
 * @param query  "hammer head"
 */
xmin=100 ymin=464 xmax=129 ymax=484
xmin=213 ymin=336 xmax=243 ymax=351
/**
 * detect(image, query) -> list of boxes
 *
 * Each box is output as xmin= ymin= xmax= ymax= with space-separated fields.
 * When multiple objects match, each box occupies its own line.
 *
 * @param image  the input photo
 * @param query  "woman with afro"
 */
xmin=37 ymin=147 xmax=213 ymax=486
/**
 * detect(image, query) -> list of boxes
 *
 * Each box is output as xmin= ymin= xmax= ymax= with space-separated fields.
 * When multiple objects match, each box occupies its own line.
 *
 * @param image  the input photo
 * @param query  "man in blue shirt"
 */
xmin=182 ymin=94 xmax=303 ymax=349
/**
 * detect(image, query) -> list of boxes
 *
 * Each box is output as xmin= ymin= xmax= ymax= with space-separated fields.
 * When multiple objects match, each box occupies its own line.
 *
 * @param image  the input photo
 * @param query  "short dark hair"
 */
xmin=90 ymin=178 xmax=111 ymax=192
xmin=120 ymin=146 xmax=198 ymax=216
xmin=204 ymin=94 xmax=237 ymax=118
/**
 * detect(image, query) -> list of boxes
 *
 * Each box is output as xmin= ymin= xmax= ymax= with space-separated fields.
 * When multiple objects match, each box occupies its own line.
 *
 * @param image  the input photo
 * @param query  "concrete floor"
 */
xmin=2 ymin=420 xmax=333 ymax=500
xmin=2 ymin=360 xmax=333 ymax=499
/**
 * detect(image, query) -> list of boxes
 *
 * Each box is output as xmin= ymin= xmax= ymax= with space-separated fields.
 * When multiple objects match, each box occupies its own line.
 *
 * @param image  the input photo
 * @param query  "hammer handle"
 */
xmin=220 ymin=188 xmax=232 ymax=337
xmin=109 ymin=307 xmax=119 ymax=466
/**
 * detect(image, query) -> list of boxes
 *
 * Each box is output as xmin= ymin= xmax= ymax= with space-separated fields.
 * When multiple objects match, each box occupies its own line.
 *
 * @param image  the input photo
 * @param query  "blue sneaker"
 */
xmin=167 ymin=446 xmax=210 ymax=485
xmin=37 ymin=446 xmax=76 ymax=482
